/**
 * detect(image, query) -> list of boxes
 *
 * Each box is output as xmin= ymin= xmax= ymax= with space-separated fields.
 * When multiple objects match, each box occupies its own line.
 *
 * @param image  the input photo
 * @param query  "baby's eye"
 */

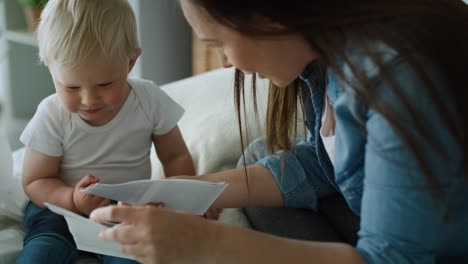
xmin=97 ymin=82 xmax=112 ymax=87
xmin=66 ymin=86 xmax=80 ymax=90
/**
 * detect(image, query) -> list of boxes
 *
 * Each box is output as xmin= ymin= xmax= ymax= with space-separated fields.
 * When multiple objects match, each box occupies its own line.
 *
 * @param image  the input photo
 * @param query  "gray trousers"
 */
xmin=238 ymin=137 xmax=360 ymax=245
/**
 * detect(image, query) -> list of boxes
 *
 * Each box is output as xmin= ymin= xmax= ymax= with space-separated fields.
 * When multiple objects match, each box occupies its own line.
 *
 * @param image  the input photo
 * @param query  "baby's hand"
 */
xmin=203 ymin=207 xmax=222 ymax=220
xmin=73 ymin=175 xmax=110 ymax=216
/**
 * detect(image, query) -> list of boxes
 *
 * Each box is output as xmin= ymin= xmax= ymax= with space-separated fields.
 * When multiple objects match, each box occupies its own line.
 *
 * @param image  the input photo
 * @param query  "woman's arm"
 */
xmin=154 ymin=126 xmax=283 ymax=209
xmin=196 ymin=164 xmax=284 ymax=208
xmin=90 ymin=205 xmax=366 ymax=264
xmin=216 ymin=221 xmax=365 ymax=264
xmin=153 ymin=126 xmax=195 ymax=176
xmin=154 ymin=126 xmax=285 ymax=219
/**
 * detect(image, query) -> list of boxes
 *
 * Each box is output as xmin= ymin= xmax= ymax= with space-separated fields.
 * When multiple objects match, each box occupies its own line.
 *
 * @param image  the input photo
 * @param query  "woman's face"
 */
xmin=180 ymin=1 xmax=318 ymax=87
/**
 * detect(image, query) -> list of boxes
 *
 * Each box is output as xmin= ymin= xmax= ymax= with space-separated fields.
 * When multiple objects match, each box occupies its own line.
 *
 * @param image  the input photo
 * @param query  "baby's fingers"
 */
xmin=146 ymin=202 xmax=165 ymax=208
xmin=96 ymin=198 xmax=111 ymax=207
xmin=203 ymin=208 xmax=219 ymax=220
xmin=76 ymin=175 xmax=100 ymax=189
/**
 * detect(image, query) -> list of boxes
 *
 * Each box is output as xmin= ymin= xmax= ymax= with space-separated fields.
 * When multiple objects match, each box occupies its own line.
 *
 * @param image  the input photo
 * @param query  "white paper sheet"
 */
xmin=44 ymin=203 xmax=134 ymax=260
xmin=82 ymin=179 xmax=228 ymax=215
xmin=43 ymin=179 xmax=227 ymax=259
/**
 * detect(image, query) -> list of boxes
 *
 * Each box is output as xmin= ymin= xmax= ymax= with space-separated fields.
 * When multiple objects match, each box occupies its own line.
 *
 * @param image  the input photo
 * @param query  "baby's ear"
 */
xmin=128 ymin=48 xmax=142 ymax=72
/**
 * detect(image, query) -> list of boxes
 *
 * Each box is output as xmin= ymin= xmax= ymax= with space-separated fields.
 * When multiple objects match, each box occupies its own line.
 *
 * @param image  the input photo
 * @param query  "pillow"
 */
xmin=152 ymin=67 xmax=271 ymax=177
xmin=0 ymin=118 xmax=27 ymax=221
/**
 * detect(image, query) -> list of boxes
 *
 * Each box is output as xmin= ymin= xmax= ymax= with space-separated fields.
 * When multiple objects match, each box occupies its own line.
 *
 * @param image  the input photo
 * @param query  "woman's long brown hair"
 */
xmin=187 ymin=0 xmax=466 ymax=208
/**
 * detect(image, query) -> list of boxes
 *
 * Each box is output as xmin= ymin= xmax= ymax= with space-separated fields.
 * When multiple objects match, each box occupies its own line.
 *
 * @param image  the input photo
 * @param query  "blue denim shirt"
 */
xmin=256 ymin=48 xmax=467 ymax=262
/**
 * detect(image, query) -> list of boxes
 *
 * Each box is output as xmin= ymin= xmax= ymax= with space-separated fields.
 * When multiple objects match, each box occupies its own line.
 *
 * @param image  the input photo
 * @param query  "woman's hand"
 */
xmin=90 ymin=205 xmax=221 ymax=264
xmin=73 ymin=175 xmax=110 ymax=215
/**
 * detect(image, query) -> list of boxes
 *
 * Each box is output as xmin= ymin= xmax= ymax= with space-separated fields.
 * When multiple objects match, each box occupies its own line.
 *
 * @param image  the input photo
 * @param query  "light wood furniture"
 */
xmin=192 ymin=32 xmax=222 ymax=75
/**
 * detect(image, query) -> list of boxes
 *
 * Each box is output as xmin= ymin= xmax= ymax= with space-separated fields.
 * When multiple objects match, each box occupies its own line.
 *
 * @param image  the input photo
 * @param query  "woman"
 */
xmin=90 ymin=1 xmax=467 ymax=263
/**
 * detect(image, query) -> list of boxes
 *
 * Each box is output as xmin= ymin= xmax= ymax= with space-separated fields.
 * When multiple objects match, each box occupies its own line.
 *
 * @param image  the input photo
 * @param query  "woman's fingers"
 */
xmin=99 ymin=224 xmax=142 ymax=244
xmin=120 ymin=242 xmax=153 ymax=263
xmin=91 ymin=205 xmax=215 ymax=263
xmin=90 ymin=205 xmax=139 ymax=223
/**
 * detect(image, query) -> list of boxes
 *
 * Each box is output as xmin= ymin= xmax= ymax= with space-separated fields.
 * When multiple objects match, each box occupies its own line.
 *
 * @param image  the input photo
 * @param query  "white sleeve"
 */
xmin=19 ymin=97 xmax=64 ymax=157
xmin=150 ymin=85 xmax=184 ymax=135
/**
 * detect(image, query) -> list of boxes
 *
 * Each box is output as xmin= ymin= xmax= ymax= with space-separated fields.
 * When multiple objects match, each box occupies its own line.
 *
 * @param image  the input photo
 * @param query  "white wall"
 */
xmin=128 ymin=0 xmax=192 ymax=85
xmin=0 ymin=8 xmax=5 ymax=105
xmin=0 ymin=0 xmax=6 ymax=105
xmin=0 ymin=40 xmax=5 ymax=104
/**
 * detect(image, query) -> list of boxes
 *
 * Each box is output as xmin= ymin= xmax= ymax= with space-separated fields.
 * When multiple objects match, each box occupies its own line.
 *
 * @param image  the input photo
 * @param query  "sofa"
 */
xmin=0 ymin=67 xmax=272 ymax=263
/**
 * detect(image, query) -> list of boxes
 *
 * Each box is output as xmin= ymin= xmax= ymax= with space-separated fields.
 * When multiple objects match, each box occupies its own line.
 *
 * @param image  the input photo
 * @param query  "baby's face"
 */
xmin=49 ymin=57 xmax=131 ymax=126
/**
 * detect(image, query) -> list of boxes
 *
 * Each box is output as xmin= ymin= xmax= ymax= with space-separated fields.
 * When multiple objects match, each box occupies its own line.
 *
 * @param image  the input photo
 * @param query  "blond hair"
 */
xmin=37 ymin=0 xmax=140 ymax=66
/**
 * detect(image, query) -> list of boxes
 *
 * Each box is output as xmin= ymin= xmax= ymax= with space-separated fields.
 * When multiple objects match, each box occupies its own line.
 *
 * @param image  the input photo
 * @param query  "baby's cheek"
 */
xmin=59 ymin=94 xmax=80 ymax=112
xmin=110 ymin=86 xmax=131 ymax=105
xmin=108 ymin=93 xmax=126 ymax=107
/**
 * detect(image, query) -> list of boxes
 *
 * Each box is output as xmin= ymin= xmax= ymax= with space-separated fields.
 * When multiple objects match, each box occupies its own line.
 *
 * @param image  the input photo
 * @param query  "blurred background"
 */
xmin=0 ymin=0 xmax=222 ymax=150
xmin=3 ymin=0 xmax=466 ymax=150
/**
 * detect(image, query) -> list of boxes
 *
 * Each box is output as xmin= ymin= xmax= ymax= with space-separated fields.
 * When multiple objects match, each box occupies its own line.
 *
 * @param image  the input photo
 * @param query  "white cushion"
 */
xmin=152 ymin=67 xmax=269 ymax=177
xmin=0 ymin=117 xmax=27 ymax=222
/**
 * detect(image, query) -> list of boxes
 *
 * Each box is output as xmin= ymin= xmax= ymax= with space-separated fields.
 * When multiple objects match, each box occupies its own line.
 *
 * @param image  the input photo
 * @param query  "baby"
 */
xmin=17 ymin=0 xmax=196 ymax=263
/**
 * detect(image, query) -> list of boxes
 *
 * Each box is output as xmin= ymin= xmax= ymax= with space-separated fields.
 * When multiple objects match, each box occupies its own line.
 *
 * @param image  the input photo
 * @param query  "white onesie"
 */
xmin=20 ymin=78 xmax=184 ymax=186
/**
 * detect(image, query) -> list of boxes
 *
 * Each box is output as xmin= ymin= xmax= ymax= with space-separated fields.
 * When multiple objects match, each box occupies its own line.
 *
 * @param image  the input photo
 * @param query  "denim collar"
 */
xmin=299 ymin=60 xmax=322 ymax=82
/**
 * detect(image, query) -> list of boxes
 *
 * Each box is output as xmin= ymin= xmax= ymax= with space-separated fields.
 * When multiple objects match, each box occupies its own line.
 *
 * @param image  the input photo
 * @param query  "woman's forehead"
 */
xmin=180 ymin=1 xmax=219 ymax=37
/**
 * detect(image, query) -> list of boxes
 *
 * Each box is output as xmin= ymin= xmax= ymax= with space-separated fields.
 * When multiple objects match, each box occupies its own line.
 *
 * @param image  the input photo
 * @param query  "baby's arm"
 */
xmin=153 ymin=125 xmax=195 ymax=177
xmin=22 ymin=147 xmax=78 ymax=212
xmin=22 ymin=147 xmax=110 ymax=215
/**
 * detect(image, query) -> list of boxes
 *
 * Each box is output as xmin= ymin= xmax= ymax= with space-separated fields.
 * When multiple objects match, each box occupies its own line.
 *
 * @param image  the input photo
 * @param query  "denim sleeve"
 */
xmin=353 ymin=53 xmax=467 ymax=262
xmin=256 ymin=139 xmax=337 ymax=210
xmin=355 ymin=108 xmax=466 ymax=263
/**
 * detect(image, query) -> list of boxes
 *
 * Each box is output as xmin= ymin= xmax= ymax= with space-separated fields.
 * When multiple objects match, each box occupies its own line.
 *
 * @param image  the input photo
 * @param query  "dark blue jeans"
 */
xmin=239 ymin=137 xmax=360 ymax=244
xmin=16 ymin=201 xmax=138 ymax=264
